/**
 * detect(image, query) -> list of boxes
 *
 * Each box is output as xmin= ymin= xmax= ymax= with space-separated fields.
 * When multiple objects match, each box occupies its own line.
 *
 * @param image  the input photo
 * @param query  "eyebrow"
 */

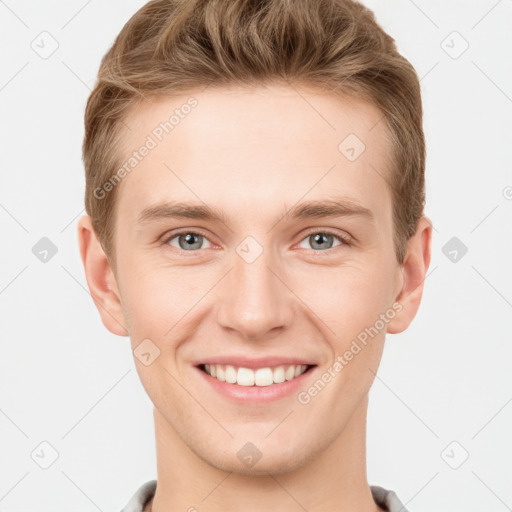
xmin=136 ymin=198 xmax=374 ymax=226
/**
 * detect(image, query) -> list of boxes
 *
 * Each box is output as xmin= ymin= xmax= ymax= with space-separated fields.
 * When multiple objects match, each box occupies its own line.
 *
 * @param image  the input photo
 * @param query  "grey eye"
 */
xmin=167 ymin=232 xmax=213 ymax=251
xmin=298 ymin=232 xmax=342 ymax=251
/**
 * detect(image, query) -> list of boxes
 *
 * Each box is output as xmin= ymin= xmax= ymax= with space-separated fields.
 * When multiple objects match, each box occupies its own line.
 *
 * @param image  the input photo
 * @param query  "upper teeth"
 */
xmin=203 ymin=364 xmax=309 ymax=386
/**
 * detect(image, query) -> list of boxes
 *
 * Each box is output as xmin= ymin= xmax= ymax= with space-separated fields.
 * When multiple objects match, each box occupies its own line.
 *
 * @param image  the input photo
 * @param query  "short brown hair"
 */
xmin=83 ymin=0 xmax=426 ymax=265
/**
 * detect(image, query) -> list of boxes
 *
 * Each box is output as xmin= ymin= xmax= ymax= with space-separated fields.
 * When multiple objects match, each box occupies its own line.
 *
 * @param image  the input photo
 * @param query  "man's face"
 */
xmin=111 ymin=84 xmax=403 ymax=474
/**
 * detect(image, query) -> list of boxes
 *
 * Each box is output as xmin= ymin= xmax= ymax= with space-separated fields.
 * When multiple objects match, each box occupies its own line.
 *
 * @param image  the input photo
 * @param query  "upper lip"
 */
xmin=193 ymin=356 xmax=316 ymax=369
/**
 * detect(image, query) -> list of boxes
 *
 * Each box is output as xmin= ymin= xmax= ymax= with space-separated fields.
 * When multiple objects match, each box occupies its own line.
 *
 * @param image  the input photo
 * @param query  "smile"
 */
xmin=200 ymin=363 xmax=312 ymax=386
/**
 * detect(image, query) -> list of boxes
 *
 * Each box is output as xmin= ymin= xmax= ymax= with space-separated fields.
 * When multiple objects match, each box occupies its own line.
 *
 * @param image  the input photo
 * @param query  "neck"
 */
xmin=149 ymin=395 xmax=383 ymax=512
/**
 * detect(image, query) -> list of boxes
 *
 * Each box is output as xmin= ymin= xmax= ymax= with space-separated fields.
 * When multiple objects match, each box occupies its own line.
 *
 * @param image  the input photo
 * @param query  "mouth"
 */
xmin=198 ymin=363 xmax=315 ymax=386
xmin=193 ymin=359 xmax=318 ymax=403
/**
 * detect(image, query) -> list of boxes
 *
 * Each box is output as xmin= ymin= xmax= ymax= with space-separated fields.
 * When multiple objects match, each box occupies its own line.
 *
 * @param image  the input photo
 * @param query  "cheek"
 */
xmin=119 ymin=263 xmax=182 ymax=340
xmin=291 ymin=261 xmax=395 ymax=339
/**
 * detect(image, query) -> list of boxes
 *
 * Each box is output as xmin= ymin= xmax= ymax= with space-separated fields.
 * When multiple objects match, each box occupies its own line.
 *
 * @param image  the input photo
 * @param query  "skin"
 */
xmin=78 ymin=83 xmax=431 ymax=512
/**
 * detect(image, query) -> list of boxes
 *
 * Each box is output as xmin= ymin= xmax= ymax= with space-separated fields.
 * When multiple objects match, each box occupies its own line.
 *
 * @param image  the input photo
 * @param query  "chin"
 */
xmin=196 ymin=438 xmax=317 ymax=476
xmin=210 ymin=455 xmax=306 ymax=476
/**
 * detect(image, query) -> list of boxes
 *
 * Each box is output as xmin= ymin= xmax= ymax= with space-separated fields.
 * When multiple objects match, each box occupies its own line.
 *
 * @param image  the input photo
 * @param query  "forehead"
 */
xmin=115 ymin=83 xmax=393 ymax=229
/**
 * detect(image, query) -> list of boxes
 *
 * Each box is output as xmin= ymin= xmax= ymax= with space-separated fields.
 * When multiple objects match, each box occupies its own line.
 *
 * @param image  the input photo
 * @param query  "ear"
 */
xmin=387 ymin=216 xmax=432 ymax=334
xmin=77 ymin=215 xmax=129 ymax=336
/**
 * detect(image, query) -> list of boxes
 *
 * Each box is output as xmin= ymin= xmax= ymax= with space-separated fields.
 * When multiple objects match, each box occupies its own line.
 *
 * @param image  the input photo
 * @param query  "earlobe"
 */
xmin=77 ymin=215 xmax=129 ymax=337
xmin=387 ymin=216 xmax=433 ymax=335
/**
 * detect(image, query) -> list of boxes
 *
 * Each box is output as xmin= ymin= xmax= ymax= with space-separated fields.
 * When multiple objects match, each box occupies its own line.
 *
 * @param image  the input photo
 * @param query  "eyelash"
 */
xmin=161 ymin=228 xmax=353 ymax=253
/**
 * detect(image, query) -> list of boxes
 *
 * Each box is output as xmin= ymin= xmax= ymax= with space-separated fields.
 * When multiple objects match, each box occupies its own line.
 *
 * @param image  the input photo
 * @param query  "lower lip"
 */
xmin=195 ymin=366 xmax=316 ymax=403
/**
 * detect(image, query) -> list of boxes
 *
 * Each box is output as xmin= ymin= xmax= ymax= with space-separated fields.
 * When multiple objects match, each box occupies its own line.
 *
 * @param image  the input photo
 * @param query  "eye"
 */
xmin=162 ymin=229 xmax=351 ymax=253
xmin=164 ymin=231 xmax=213 ymax=251
xmin=297 ymin=230 xmax=351 ymax=251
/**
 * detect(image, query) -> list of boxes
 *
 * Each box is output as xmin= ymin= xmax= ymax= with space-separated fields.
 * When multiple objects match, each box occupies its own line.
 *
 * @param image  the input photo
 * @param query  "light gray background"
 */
xmin=1 ymin=1 xmax=511 ymax=511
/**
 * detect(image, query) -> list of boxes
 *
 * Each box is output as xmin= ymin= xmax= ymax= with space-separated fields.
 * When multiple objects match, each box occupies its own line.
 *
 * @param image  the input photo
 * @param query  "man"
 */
xmin=78 ymin=0 xmax=431 ymax=510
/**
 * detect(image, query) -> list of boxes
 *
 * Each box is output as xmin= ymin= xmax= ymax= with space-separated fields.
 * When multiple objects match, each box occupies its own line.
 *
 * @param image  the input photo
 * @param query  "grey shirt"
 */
xmin=121 ymin=480 xmax=409 ymax=512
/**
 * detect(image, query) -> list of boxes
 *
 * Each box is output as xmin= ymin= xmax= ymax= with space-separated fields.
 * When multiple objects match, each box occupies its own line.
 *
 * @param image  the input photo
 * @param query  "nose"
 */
xmin=216 ymin=245 xmax=294 ymax=342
